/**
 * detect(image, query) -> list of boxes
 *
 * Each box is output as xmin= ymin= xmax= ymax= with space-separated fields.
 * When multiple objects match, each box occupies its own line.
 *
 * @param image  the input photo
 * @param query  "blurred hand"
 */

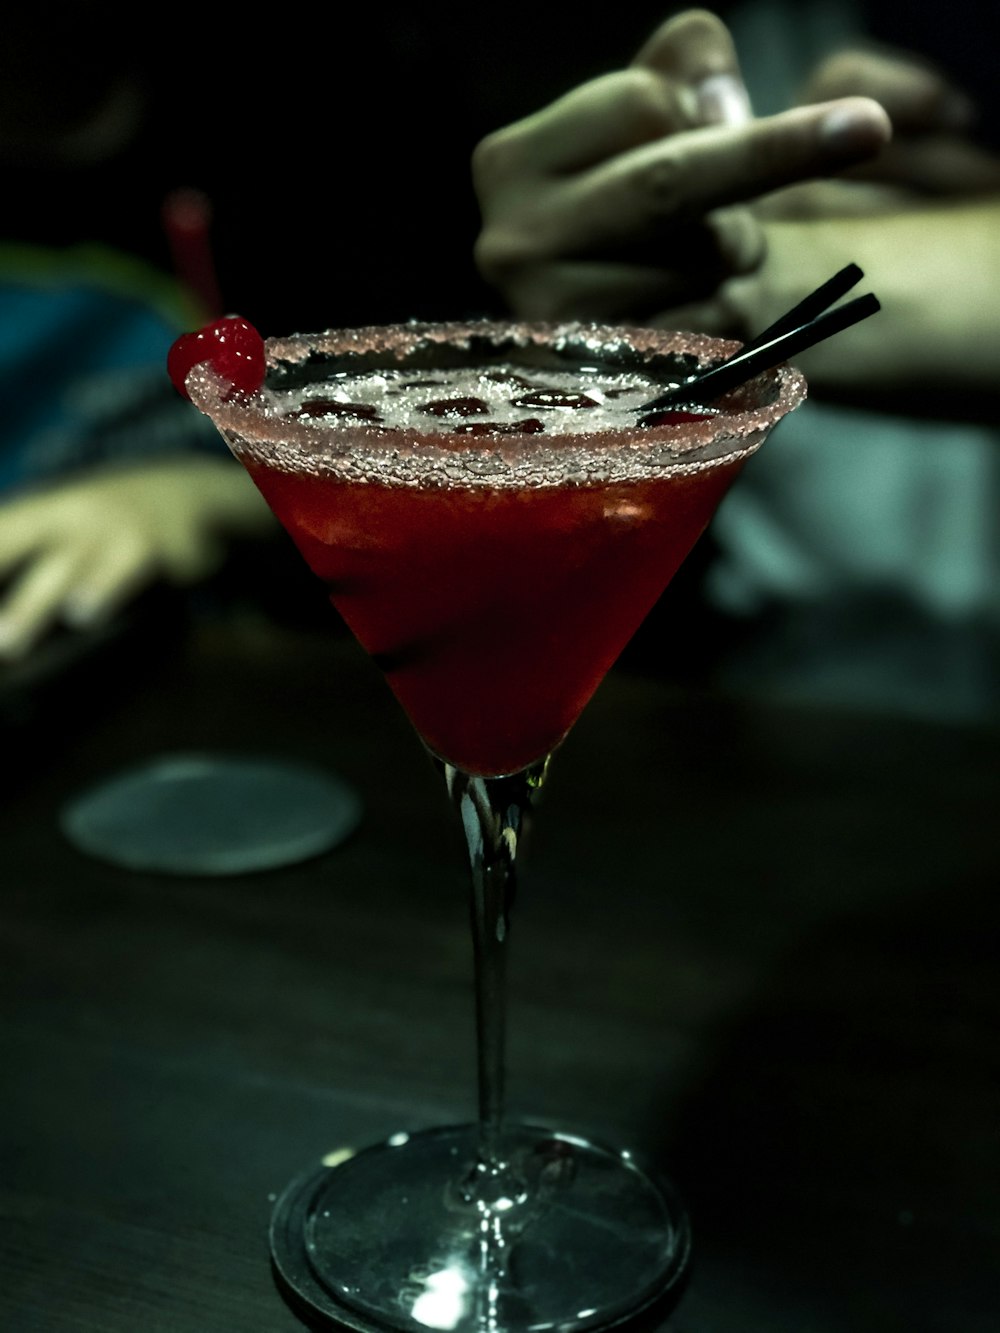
xmin=758 ymin=45 xmax=1000 ymax=220
xmin=801 ymin=46 xmax=1000 ymax=195
xmin=473 ymin=8 xmax=889 ymax=326
xmin=0 ymin=455 xmax=272 ymax=660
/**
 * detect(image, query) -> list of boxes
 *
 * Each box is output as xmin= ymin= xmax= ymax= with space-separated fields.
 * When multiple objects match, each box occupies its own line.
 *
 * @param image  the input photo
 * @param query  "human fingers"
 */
xmin=632 ymin=7 xmax=751 ymax=126
xmin=64 ymin=503 xmax=225 ymax=630
xmin=504 ymin=258 xmax=754 ymax=330
xmin=647 ymin=296 xmax=743 ymax=339
xmin=0 ymin=547 xmax=83 ymax=660
xmin=474 ymin=14 xmax=751 ymax=202
xmin=473 ymin=68 xmax=680 ymax=184
xmin=499 ymin=260 xmax=707 ymax=322
xmin=55 ymin=528 xmax=164 ymax=630
xmin=811 ymin=45 xmax=1000 ymax=195
xmin=493 ymin=202 xmax=764 ymax=321
xmin=0 ymin=494 xmax=49 ymax=571
xmin=800 ymin=47 xmax=974 ymax=133
xmin=494 ymin=97 xmax=890 ymax=263
xmin=874 ymin=135 xmax=1000 ymax=195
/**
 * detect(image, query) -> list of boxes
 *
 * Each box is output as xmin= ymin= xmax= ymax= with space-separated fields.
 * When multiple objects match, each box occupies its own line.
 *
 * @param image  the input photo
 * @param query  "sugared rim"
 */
xmin=185 ymin=320 xmax=806 ymax=485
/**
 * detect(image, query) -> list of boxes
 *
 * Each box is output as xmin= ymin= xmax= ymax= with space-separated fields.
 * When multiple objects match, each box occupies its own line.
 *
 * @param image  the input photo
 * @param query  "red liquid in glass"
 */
xmin=245 ymin=458 xmax=742 ymax=775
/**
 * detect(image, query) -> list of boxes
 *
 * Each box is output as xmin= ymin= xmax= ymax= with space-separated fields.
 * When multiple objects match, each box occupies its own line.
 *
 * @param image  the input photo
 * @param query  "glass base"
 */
xmin=270 ymin=1123 xmax=691 ymax=1333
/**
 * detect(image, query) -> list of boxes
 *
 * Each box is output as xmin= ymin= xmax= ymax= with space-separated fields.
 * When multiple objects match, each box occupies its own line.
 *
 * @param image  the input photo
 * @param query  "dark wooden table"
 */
xmin=2 ymin=612 xmax=998 ymax=1332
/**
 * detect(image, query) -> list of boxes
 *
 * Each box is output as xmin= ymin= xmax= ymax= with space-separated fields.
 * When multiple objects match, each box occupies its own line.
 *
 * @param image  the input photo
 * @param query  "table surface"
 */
xmin=2 ymin=610 xmax=998 ymax=1333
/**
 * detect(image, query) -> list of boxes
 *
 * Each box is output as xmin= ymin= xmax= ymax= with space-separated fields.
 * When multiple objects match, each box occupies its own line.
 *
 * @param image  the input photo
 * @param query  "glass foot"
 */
xmin=270 ymin=1123 xmax=691 ymax=1333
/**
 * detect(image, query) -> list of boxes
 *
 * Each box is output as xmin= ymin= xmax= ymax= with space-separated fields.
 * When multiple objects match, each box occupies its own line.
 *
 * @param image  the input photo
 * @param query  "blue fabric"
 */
xmin=0 ymin=252 xmax=221 ymax=494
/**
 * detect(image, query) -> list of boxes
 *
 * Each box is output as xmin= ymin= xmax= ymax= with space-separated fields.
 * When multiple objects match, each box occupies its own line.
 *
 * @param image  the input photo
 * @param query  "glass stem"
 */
xmin=438 ymin=754 xmax=551 ymax=1174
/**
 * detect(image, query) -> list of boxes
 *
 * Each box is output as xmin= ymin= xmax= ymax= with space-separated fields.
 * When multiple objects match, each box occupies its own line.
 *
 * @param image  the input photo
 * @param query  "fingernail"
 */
xmin=695 ymin=73 xmax=752 ymax=126
xmin=820 ymin=101 xmax=890 ymax=156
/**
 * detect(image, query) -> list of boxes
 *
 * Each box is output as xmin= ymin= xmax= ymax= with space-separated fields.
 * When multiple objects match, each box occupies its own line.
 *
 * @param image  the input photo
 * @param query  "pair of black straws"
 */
xmin=641 ymin=262 xmax=878 ymax=411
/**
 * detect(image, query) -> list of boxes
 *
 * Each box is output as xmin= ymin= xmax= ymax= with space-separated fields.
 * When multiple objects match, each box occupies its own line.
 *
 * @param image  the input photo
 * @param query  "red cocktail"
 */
xmin=179 ymin=319 xmax=805 ymax=1333
xmin=244 ymin=445 xmax=740 ymax=776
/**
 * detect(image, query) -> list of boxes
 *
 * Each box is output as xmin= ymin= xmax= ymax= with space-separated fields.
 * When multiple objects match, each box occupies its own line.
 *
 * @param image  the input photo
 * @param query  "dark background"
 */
xmin=4 ymin=3 xmax=999 ymax=337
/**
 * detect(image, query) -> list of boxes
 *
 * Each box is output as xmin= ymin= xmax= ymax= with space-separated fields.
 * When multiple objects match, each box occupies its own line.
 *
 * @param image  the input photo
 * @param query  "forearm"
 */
xmin=731 ymin=199 xmax=1000 ymax=414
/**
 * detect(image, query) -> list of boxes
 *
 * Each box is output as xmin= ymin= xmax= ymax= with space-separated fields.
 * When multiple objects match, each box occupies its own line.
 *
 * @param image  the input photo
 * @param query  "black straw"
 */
xmin=640 ymin=266 xmax=879 ymax=411
xmin=738 ymin=262 xmax=863 ymax=354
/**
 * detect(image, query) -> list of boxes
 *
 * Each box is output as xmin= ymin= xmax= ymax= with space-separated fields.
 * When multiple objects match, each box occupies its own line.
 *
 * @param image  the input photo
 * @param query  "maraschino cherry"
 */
xmin=168 ymin=316 xmax=265 ymax=400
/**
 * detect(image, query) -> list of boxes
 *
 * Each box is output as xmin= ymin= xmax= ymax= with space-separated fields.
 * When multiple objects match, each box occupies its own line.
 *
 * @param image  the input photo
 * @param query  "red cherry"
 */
xmin=168 ymin=316 xmax=265 ymax=400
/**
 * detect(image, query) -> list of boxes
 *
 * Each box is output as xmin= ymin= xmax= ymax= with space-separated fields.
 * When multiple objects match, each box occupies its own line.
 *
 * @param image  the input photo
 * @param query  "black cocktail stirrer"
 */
xmin=640 ymin=263 xmax=878 ymax=412
xmin=736 ymin=261 xmax=864 ymax=354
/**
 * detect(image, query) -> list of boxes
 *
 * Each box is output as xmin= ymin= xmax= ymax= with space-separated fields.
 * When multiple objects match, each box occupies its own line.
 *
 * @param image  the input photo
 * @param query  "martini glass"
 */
xmin=183 ymin=320 xmax=805 ymax=1333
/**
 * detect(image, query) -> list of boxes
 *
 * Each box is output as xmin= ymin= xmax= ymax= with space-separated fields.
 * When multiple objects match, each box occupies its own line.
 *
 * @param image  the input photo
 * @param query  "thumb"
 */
xmin=632 ymin=8 xmax=752 ymax=127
